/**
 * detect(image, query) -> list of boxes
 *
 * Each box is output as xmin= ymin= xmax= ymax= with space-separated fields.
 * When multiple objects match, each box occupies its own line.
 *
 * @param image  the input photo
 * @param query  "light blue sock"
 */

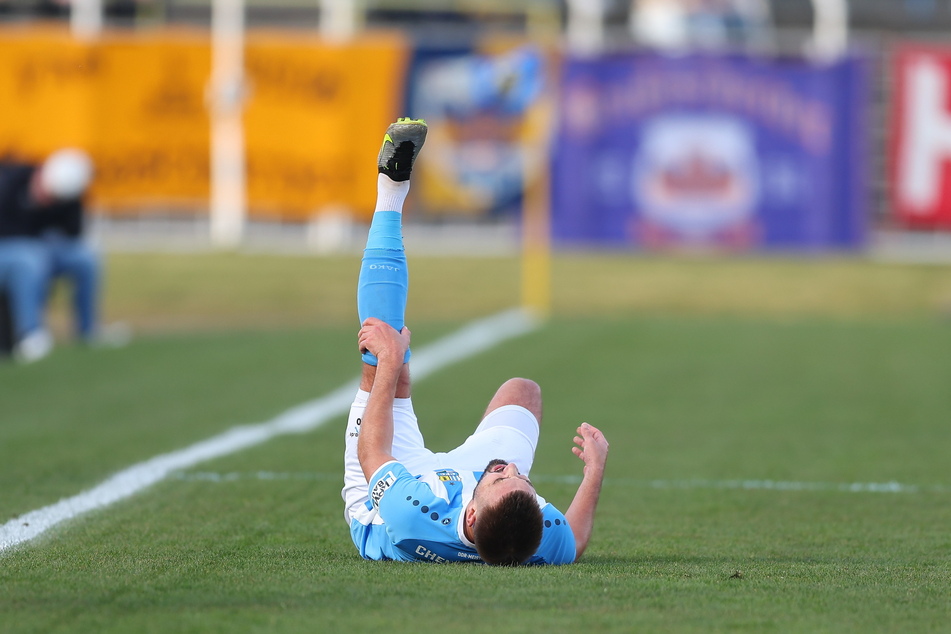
xmin=357 ymin=210 xmax=409 ymax=366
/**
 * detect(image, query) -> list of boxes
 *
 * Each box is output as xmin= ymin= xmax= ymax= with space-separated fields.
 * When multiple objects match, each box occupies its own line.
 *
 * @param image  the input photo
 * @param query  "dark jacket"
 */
xmin=0 ymin=162 xmax=84 ymax=239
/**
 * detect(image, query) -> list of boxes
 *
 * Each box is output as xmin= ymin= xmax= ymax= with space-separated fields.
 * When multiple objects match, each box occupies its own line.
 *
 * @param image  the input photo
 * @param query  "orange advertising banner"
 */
xmin=0 ymin=27 xmax=409 ymax=219
xmin=93 ymin=31 xmax=212 ymax=208
xmin=245 ymin=32 xmax=410 ymax=220
xmin=0 ymin=27 xmax=98 ymax=160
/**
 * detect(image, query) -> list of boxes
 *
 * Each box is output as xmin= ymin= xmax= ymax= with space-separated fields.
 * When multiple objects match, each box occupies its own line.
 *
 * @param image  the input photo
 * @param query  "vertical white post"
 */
xmin=319 ymin=0 xmax=358 ymax=41
xmin=71 ymin=0 xmax=103 ymax=39
xmin=209 ymin=0 xmax=247 ymax=248
xmin=810 ymin=0 xmax=848 ymax=61
xmin=565 ymin=0 xmax=605 ymax=56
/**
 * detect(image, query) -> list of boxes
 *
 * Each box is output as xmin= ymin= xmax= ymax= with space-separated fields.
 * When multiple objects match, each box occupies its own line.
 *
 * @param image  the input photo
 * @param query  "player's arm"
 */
xmin=564 ymin=422 xmax=609 ymax=560
xmin=357 ymin=318 xmax=411 ymax=481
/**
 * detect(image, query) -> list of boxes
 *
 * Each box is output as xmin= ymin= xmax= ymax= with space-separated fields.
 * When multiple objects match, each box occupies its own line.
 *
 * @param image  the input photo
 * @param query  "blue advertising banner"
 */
xmin=405 ymin=43 xmax=547 ymax=220
xmin=552 ymin=53 xmax=868 ymax=250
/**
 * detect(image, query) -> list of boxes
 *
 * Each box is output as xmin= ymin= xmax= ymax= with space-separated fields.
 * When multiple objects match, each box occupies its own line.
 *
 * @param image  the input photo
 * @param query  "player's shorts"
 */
xmin=342 ymin=389 xmax=540 ymax=524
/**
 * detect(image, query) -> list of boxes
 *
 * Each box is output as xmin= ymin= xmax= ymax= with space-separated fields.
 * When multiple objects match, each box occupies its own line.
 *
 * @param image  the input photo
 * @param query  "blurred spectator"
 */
xmin=631 ymin=0 xmax=771 ymax=52
xmin=0 ymin=213 xmax=49 ymax=361
xmin=0 ymin=149 xmax=125 ymax=363
xmin=631 ymin=0 xmax=691 ymax=51
xmin=904 ymin=0 xmax=937 ymax=21
xmin=33 ymin=0 xmax=70 ymax=18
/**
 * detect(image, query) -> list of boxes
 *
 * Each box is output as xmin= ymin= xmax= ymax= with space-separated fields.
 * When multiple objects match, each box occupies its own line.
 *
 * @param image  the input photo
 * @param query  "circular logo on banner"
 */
xmin=632 ymin=115 xmax=759 ymax=239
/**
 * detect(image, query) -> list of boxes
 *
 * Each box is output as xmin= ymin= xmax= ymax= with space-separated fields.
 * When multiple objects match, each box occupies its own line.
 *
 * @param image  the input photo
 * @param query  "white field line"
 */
xmin=536 ymin=476 xmax=951 ymax=494
xmin=169 ymin=471 xmax=951 ymax=495
xmin=0 ymin=308 xmax=540 ymax=554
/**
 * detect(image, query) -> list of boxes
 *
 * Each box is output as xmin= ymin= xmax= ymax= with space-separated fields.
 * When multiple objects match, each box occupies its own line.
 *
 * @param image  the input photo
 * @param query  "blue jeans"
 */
xmin=44 ymin=235 xmax=101 ymax=339
xmin=0 ymin=238 xmax=49 ymax=339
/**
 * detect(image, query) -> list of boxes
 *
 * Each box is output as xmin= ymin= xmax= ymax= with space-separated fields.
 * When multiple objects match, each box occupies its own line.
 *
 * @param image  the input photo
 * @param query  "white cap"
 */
xmin=41 ymin=149 xmax=94 ymax=200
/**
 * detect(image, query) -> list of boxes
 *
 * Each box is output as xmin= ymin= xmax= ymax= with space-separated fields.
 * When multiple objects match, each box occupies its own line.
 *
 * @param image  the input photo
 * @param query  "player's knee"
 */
xmin=493 ymin=377 xmax=542 ymax=424
xmin=505 ymin=377 xmax=540 ymax=400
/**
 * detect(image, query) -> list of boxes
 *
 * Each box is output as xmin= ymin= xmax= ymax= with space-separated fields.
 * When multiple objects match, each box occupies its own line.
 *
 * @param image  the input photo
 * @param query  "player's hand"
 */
xmin=358 ymin=318 xmax=411 ymax=364
xmin=572 ymin=422 xmax=609 ymax=478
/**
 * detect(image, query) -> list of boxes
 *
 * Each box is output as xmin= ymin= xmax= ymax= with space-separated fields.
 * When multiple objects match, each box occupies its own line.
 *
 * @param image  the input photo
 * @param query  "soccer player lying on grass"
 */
xmin=341 ymin=118 xmax=609 ymax=565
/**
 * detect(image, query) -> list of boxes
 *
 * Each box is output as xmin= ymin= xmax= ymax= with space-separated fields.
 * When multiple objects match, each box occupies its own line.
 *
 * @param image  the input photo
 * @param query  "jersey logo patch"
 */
xmin=435 ymin=469 xmax=461 ymax=482
xmin=370 ymin=470 xmax=396 ymax=508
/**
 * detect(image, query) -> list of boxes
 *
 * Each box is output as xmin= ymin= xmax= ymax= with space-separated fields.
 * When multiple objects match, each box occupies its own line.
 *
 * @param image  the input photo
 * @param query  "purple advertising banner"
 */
xmin=552 ymin=53 xmax=868 ymax=250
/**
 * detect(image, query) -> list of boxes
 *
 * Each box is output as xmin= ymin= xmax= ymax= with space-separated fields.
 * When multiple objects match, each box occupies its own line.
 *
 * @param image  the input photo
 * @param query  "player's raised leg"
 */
xmin=357 ymin=118 xmax=427 ymax=367
xmin=345 ymin=118 xmax=428 ymax=522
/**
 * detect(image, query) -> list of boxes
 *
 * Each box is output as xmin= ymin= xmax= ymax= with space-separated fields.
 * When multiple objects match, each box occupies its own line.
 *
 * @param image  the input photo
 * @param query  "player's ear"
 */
xmin=465 ymin=504 xmax=477 ymax=529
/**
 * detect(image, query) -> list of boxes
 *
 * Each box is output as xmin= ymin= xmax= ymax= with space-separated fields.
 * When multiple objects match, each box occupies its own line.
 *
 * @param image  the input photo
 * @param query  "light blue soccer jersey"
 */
xmin=350 ymin=461 xmax=576 ymax=565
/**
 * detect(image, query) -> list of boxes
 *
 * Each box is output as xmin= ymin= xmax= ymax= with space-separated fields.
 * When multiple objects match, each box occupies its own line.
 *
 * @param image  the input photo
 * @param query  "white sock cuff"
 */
xmin=374 ymin=173 xmax=411 ymax=213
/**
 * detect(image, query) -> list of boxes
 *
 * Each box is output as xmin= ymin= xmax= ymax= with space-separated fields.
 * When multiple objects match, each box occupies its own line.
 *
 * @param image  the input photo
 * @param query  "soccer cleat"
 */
xmin=377 ymin=117 xmax=428 ymax=182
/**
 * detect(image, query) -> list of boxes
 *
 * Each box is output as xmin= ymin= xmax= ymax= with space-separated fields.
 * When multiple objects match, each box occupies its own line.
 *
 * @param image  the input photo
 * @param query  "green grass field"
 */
xmin=2 ymin=252 xmax=951 ymax=633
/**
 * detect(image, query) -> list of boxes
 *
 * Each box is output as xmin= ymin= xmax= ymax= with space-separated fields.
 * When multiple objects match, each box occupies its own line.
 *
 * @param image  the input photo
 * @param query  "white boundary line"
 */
xmin=168 ymin=471 xmax=951 ymax=495
xmin=0 ymin=308 xmax=540 ymax=554
xmin=534 ymin=475 xmax=950 ymax=494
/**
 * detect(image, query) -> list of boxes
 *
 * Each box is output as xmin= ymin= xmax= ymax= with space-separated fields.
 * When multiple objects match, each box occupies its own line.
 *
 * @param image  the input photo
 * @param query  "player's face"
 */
xmin=474 ymin=460 xmax=535 ymax=506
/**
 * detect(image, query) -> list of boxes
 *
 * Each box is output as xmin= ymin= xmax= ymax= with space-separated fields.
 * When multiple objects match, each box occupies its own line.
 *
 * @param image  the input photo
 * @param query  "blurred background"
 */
xmin=0 ymin=0 xmax=948 ymax=247
xmin=2 ymin=0 xmax=951 ymax=356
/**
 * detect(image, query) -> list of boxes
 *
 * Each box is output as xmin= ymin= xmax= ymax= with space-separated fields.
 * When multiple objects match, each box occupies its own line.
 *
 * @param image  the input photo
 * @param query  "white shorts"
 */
xmin=342 ymin=389 xmax=540 ymax=524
